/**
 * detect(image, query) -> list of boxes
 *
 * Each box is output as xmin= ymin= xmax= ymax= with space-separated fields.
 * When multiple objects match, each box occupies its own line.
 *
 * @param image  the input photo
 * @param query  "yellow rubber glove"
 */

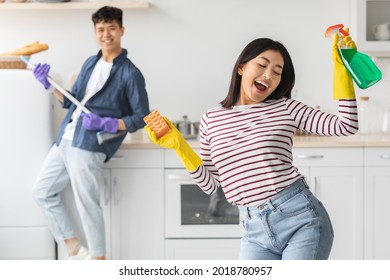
xmin=332 ymin=29 xmax=356 ymax=100
xmin=145 ymin=117 xmax=202 ymax=171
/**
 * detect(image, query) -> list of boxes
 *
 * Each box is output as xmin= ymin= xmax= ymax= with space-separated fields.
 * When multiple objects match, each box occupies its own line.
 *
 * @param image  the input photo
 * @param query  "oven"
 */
xmin=164 ymin=169 xmax=241 ymax=239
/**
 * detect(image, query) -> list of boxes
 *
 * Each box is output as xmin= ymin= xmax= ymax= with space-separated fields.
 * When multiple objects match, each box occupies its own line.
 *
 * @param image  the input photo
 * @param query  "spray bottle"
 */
xmin=325 ymin=24 xmax=382 ymax=89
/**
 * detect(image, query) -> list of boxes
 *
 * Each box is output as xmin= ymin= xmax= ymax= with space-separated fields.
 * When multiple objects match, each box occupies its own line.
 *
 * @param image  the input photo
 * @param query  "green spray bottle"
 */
xmin=325 ymin=24 xmax=382 ymax=89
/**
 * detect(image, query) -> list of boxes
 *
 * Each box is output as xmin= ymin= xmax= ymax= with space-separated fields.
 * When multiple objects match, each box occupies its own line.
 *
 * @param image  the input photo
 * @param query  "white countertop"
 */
xmin=120 ymin=133 xmax=390 ymax=149
xmin=292 ymin=134 xmax=390 ymax=148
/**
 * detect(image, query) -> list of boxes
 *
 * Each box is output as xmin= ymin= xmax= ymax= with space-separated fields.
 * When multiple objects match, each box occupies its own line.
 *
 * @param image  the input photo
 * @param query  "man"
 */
xmin=31 ymin=6 xmax=150 ymax=260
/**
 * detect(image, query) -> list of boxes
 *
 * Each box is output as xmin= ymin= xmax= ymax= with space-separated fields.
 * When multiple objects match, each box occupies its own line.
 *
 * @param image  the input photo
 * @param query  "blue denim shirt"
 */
xmin=56 ymin=49 xmax=150 ymax=161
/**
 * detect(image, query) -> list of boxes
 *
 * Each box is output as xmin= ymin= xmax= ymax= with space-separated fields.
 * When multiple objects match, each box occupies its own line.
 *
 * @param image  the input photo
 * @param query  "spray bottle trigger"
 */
xmin=324 ymin=23 xmax=344 ymax=38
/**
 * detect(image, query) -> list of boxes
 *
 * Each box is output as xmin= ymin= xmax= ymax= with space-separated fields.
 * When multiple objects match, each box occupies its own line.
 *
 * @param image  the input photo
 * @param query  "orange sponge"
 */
xmin=144 ymin=110 xmax=170 ymax=139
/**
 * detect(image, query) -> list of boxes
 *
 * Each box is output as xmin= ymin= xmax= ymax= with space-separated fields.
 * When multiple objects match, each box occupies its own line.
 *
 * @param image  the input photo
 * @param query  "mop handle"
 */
xmin=20 ymin=56 xmax=91 ymax=114
xmin=21 ymin=56 xmax=126 ymax=145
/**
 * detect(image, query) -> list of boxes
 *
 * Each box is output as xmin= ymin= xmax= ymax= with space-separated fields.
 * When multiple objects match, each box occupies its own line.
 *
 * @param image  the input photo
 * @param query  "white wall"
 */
xmin=1 ymin=0 xmax=389 ymax=132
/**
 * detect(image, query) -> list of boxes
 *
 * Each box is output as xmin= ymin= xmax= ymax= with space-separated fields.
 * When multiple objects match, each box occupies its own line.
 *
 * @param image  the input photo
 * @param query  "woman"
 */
xmin=145 ymin=31 xmax=358 ymax=259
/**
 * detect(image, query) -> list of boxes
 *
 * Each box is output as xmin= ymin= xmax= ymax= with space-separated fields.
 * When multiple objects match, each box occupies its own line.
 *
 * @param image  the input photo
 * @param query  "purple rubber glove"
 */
xmin=82 ymin=113 xmax=118 ymax=134
xmin=33 ymin=63 xmax=51 ymax=90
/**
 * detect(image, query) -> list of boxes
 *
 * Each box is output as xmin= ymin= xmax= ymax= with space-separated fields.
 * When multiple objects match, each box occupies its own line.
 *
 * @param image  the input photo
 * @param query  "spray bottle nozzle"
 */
xmin=324 ymin=24 xmax=349 ymax=38
xmin=325 ymin=23 xmax=351 ymax=49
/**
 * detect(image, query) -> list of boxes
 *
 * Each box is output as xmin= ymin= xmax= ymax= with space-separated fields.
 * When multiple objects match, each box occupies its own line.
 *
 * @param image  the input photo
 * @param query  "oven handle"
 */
xmin=167 ymin=174 xmax=192 ymax=181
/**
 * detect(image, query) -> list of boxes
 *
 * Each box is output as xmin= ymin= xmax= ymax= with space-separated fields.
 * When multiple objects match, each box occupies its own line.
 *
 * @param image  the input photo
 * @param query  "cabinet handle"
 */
xmin=296 ymin=155 xmax=324 ymax=159
xmin=111 ymin=155 xmax=124 ymax=161
xmin=167 ymin=174 xmax=191 ymax=181
xmin=113 ymin=176 xmax=121 ymax=205
xmin=380 ymin=154 xmax=390 ymax=160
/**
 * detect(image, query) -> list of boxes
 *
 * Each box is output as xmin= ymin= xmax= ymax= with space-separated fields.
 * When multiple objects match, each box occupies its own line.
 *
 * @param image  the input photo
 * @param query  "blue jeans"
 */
xmin=32 ymin=140 xmax=106 ymax=257
xmin=238 ymin=178 xmax=334 ymax=260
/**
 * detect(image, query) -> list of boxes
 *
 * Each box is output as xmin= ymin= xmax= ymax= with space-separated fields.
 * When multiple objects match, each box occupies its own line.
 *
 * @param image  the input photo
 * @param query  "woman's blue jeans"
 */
xmin=238 ymin=178 xmax=334 ymax=260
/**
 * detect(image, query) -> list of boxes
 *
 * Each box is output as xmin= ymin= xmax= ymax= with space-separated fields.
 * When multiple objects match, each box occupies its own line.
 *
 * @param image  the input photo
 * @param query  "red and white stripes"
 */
xmin=189 ymin=98 xmax=358 ymax=206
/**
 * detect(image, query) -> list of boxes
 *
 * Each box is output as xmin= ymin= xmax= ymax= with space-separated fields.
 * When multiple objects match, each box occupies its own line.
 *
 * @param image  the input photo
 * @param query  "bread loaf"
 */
xmin=144 ymin=110 xmax=170 ymax=139
xmin=0 ymin=41 xmax=49 ymax=56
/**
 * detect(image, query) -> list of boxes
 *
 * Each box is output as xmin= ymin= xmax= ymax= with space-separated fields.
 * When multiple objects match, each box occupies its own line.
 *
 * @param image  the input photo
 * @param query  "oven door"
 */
xmin=165 ymin=169 xmax=241 ymax=238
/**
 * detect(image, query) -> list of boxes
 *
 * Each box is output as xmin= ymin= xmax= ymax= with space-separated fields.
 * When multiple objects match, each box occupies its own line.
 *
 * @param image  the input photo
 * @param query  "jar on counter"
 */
xmin=177 ymin=115 xmax=191 ymax=136
xmin=382 ymin=107 xmax=390 ymax=135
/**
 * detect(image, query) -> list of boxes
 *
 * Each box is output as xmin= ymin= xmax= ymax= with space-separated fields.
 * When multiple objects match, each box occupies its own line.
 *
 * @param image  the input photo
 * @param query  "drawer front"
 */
xmin=105 ymin=149 xmax=164 ymax=168
xmin=364 ymin=148 xmax=390 ymax=166
xmin=293 ymin=148 xmax=363 ymax=167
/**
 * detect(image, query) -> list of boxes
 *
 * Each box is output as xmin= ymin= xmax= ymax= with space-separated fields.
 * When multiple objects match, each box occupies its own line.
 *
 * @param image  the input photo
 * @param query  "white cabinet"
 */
xmin=59 ymin=149 xmax=165 ymax=259
xmin=352 ymin=0 xmax=390 ymax=56
xmin=100 ymin=149 xmax=165 ymax=259
xmin=364 ymin=147 xmax=390 ymax=259
xmin=293 ymin=147 xmax=364 ymax=259
xmin=108 ymin=168 xmax=164 ymax=259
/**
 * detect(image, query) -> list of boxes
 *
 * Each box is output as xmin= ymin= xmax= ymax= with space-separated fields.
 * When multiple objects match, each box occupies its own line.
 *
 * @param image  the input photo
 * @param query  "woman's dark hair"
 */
xmin=92 ymin=6 xmax=123 ymax=28
xmin=220 ymin=38 xmax=295 ymax=108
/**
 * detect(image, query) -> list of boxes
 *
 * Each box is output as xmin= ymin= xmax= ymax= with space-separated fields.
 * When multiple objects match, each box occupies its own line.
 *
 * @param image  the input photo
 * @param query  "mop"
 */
xmin=21 ymin=56 xmax=126 ymax=144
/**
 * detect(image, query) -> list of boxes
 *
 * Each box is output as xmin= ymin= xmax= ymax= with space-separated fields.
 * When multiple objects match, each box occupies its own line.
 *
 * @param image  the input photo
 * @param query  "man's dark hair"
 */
xmin=92 ymin=6 xmax=123 ymax=28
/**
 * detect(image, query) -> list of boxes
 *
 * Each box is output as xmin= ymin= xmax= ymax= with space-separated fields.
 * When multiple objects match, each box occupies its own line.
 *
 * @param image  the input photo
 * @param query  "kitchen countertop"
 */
xmin=292 ymin=134 xmax=390 ymax=148
xmin=120 ymin=133 xmax=390 ymax=149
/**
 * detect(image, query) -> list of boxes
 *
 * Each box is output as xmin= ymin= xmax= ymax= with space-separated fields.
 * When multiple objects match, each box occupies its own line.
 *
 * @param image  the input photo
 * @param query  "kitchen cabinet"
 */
xmin=363 ymin=147 xmax=390 ymax=259
xmin=58 ymin=148 xmax=165 ymax=260
xmin=293 ymin=147 xmax=364 ymax=260
xmin=0 ymin=1 xmax=149 ymax=10
xmin=106 ymin=149 xmax=165 ymax=259
xmin=108 ymin=167 xmax=164 ymax=260
xmin=352 ymin=0 xmax=390 ymax=56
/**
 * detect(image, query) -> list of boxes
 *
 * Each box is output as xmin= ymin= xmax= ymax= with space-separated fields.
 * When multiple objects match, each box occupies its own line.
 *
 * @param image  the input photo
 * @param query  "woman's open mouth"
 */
xmin=254 ymin=80 xmax=269 ymax=92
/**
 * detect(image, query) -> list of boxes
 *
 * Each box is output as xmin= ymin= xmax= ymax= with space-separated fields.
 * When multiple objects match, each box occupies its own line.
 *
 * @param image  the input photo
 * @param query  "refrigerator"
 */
xmin=0 ymin=69 xmax=55 ymax=259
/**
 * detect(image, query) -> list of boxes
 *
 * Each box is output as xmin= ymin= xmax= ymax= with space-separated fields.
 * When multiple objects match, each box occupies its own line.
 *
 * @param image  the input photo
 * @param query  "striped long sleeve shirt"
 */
xmin=189 ymin=98 xmax=358 ymax=207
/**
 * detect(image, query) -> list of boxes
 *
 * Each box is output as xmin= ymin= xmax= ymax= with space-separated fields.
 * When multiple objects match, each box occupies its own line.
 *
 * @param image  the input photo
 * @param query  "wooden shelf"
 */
xmin=0 ymin=1 xmax=149 ymax=10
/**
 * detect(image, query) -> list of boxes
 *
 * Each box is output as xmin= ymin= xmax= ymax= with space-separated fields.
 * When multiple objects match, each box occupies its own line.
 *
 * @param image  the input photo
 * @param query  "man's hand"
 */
xmin=33 ymin=63 xmax=51 ymax=90
xmin=82 ymin=113 xmax=118 ymax=134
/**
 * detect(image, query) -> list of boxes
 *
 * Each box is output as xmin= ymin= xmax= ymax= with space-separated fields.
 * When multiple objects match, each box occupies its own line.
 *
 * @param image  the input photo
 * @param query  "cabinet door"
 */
xmin=364 ymin=167 xmax=390 ymax=259
xmin=110 ymin=168 xmax=164 ymax=259
xmin=352 ymin=0 xmax=390 ymax=55
xmin=309 ymin=167 xmax=364 ymax=260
